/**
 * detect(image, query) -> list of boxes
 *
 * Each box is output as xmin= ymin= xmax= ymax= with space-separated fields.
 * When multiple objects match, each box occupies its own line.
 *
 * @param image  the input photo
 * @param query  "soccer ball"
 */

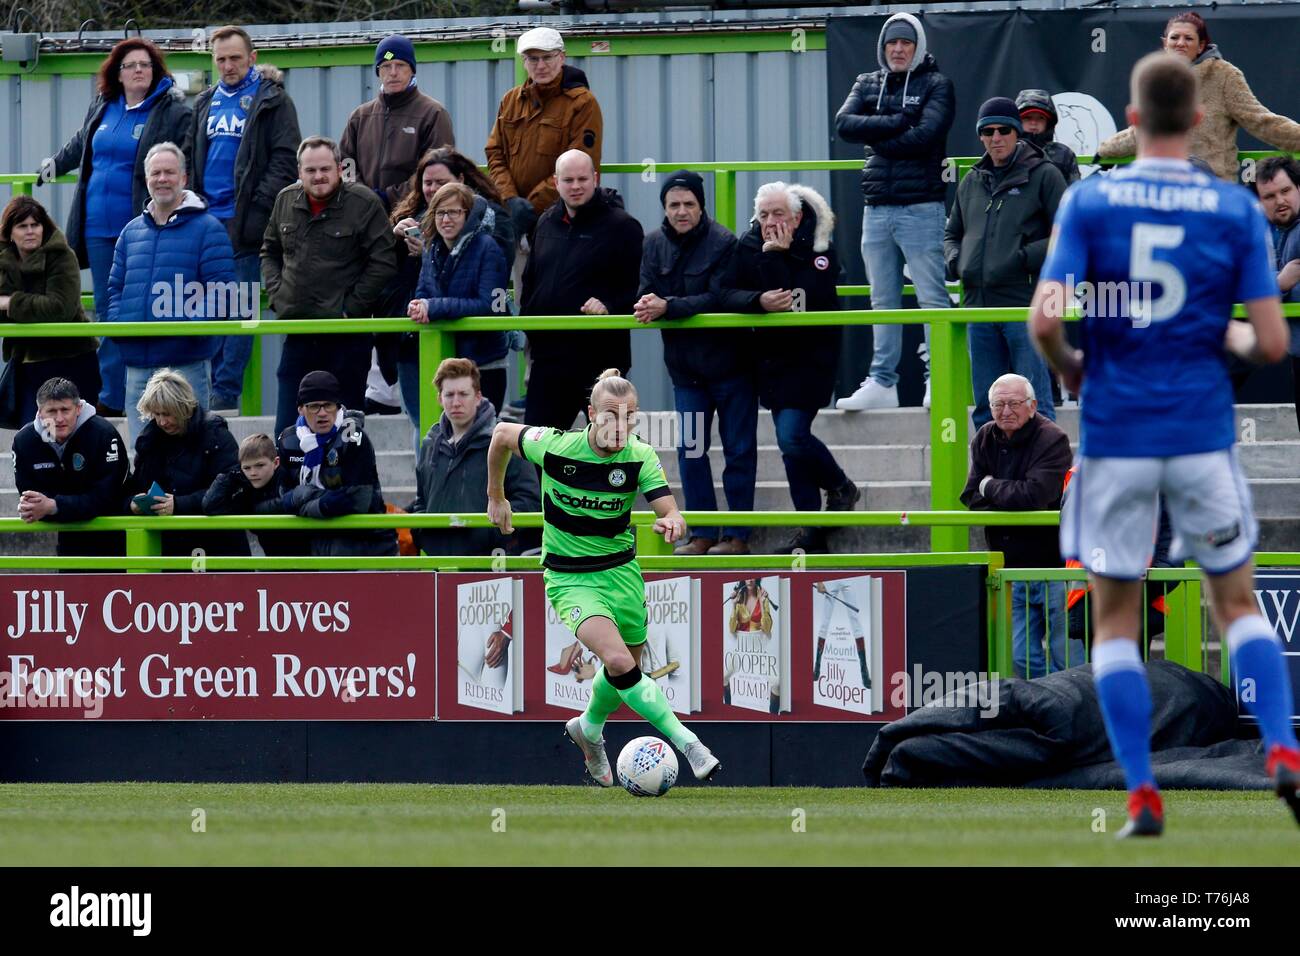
xmin=617 ymin=736 xmax=678 ymax=797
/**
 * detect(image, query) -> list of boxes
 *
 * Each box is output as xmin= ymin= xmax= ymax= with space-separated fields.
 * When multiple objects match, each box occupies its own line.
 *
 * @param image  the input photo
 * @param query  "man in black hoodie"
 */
xmin=835 ymin=12 xmax=955 ymax=412
xmin=521 ymin=149 xmax=643 ymax=432
xmin=1016 ymin=89 xmax=1081 ymax=185
xmin=634 ymin=170 xmax=754 ymax=557
xmin=12 ymin=377 xmax=128 ymax=558
xmin=412 ymin=358 xmax=539 ymax=555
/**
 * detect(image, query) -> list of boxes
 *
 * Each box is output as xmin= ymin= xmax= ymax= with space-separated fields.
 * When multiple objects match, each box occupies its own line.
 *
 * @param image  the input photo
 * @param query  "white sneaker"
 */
xmin=564 ymin=716 xmax=614 ymax=787
xmin=922 ymin=380 xmax=931 ymax=409
xmin=682 ymin=740 xmax=721 ymax=781
xmin=835 ymin=380 xmax=899 ymax=411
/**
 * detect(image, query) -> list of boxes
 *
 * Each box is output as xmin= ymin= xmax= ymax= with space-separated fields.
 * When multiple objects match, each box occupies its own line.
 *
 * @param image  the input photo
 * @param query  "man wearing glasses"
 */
xmin=945 ymin=96 xmax=1067 ymax=430
xmin=484 ymin=27 xmax=604 ymax=247
xmin=960 ymin=373 xmax=1075 ymax=677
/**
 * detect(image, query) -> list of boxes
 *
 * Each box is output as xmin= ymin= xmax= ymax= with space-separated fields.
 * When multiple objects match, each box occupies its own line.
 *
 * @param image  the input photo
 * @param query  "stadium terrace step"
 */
xmin=703 ymin=405 xmax=1300 ymax=447
xmin=659 ymin=445 xmax=928 ymax=483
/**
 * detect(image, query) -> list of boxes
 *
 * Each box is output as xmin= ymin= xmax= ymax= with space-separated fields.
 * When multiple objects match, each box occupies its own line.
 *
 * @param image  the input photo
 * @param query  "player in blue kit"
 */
xmin=1030 ymin=52 xmax=1300 ymax=838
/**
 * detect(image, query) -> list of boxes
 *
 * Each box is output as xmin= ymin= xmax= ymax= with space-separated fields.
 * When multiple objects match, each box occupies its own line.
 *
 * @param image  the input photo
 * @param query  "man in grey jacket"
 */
xmin=412 ymin=358 xmax=539 ymax=556
xmin=945 ymin=97 xmax=1066 ymax=430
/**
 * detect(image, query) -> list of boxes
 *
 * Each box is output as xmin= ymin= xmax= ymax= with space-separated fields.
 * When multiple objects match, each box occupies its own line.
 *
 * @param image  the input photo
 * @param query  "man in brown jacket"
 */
xmin=960 ymin=373 xmax=1077 ymax=677
xmin=340 ymin=34 xmax=455 ymax=210
xmin=485 ymin=27 xmax=603 ymax=241
xmin=261 ymin=135 xmax=397 ymax=434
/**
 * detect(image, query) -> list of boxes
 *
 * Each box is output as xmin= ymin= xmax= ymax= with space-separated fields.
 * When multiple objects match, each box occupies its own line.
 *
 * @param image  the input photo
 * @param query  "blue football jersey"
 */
xmin=1040 ymin=158 xmax=1278 ymax=457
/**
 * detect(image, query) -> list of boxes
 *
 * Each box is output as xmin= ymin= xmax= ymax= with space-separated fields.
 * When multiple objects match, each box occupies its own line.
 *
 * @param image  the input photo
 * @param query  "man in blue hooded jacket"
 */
xmin=105 ymin=141 xmax=238 ymax=446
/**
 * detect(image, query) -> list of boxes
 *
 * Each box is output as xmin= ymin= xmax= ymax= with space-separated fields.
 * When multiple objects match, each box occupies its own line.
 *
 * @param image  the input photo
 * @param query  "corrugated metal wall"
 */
xmin=4 ymin=23 xmax=838 ymax=410
xmin=1 ymin=0 xmax=1264 ymax=409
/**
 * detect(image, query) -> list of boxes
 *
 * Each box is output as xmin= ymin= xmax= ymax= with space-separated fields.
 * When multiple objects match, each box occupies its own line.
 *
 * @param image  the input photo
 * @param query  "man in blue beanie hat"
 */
xmin=340 ymin=34 xmax=455 ymax=210
xmin=944 ymin=96 xmax=1066 ymax=430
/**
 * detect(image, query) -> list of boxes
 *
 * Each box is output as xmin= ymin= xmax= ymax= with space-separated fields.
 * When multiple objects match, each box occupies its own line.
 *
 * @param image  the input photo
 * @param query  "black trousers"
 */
xmin=15 ymin=350 xmax=102 ymax=423
xmin=523 ymin=362 xmax=602 ymax=431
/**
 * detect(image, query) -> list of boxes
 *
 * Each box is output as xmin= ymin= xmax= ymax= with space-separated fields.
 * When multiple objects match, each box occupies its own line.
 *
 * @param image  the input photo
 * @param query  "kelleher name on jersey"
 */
xmin=1097 ymin=179 xmax=1220 ymax=213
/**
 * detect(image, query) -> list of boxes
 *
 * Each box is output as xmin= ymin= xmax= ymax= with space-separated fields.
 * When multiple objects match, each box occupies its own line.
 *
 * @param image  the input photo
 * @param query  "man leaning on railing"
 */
xmin=12 ymin=376 xmax=129 ymax=561
xmin=960 ymin=373 xmax=1076 ymax=677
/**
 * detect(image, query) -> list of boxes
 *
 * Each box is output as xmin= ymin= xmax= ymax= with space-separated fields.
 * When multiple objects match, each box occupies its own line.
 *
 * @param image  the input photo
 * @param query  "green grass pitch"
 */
xmin=1 ymin=784 xmax=1297 ymax=865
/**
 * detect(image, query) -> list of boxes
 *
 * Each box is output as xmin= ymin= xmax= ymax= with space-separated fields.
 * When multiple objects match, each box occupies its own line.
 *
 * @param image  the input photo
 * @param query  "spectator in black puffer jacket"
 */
xmin=127 ymin=368 xmax=249 ymax=558
xmin=834 ymin=12 xmax=955 ymax=413
xmin=721 ymin=182 xmax=858 ymax=557
xmin=634 ymin=170 xmax=754 ymax=558
xmin=276 ymin=370 xmax=397 ymax=558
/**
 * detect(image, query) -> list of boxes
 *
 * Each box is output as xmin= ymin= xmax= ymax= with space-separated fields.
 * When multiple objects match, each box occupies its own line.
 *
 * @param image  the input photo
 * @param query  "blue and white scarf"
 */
xmin=296 ymin=407 xmax=343 ymax=489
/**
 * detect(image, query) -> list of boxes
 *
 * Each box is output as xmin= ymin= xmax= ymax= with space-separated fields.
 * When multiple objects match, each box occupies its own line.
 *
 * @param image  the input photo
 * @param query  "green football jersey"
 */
xmin=519 ymin=424 xmax=672 ymax=572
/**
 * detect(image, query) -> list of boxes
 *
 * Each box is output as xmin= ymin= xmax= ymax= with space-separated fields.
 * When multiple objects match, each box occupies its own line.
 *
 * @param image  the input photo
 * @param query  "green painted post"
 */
xmin=636 ymin=523 xmax=672 ymax=557
xmin=239 ymin=293 xmax=266 ymax=416
xmin=418 ymin=327 xmax=455 ymax=439
xmin=240 ymin=334 xmax=263 ymax=416
xmin=1183 ymin=570 xmax=1204 ymax=673
xmin=12 ymin=181 xmax=31 ymax=197
xmin=125 ymin=528 xmax=161 ymax=572
xmin=927 ymin=312 xmax=971 ymax=551
xmin=713 ymin=170 xmax=737 ymax=232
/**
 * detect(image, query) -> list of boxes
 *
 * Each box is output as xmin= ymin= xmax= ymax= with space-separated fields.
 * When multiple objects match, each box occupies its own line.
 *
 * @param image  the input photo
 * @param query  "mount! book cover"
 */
xmin=811 ymin=575 xmax=884 ymax=715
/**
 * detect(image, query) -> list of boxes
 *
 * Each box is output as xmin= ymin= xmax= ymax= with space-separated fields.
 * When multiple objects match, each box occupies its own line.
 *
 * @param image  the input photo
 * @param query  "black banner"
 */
xmin=826 ymin=6 xmax=1300 ymax=404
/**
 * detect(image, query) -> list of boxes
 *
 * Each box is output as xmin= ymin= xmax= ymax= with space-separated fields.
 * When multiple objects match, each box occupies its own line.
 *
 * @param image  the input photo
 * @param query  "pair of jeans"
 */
xmin=673 ymin=375 xmax=758 ymax=541
xmin=86 ymin=236 xmax=124 ymax=409
xmin=209 ymin=252 xmax=261 ymax=408
xmin=1011 ymin=580 xmax=1083 ymax=678
xmin=968 ymin=321 xmax=1058 ymax=431
xmin=124 ymin=359 xmax=210 ymax=449
xmin=859 ymin=202 xmax=950 ymax=388
xmin=771 ymin=407 xmax=849 ymax=512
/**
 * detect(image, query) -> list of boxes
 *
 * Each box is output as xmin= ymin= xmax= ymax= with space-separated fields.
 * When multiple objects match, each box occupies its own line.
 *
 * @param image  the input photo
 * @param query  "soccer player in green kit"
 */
xmin=486 ymin=368 xmax=721 ymax=786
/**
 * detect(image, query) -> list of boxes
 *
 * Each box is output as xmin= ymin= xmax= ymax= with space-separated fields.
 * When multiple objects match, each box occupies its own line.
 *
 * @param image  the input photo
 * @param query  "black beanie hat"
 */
xmin=976 ymin=97 xmax=1024 ymax=136
xmin=297 ymin=370 xmax=342 ymax=406
xmin=659 ymin=169 xmax=706 ymax=209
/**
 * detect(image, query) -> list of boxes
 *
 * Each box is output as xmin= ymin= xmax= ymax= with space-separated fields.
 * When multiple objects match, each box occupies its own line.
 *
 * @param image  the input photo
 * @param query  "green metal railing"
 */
xmin=0 ymin=509 xmax=1051 ymax=563
xmin=989 ymin=553 xmax=1300 ymax=686
xmin=0 ymin=309 xmax=1061 ymax=551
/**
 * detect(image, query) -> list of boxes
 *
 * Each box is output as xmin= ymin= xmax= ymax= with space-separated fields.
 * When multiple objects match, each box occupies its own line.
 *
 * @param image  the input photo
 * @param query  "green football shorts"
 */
xmin=544 ymin=561 xmax=648 ymax=646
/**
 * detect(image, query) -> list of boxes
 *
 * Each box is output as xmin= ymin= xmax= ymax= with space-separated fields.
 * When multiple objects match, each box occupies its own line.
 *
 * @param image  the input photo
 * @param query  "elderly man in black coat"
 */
xmin=722 ymin=181 xmax=858 ymax=555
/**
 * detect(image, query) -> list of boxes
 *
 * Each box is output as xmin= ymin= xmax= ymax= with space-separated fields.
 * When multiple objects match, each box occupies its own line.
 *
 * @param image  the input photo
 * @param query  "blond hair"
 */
xmin=590 ymin=368 xmax=637 ymax=406
xmin=136 ymin=368 xmax=198 ymax=425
